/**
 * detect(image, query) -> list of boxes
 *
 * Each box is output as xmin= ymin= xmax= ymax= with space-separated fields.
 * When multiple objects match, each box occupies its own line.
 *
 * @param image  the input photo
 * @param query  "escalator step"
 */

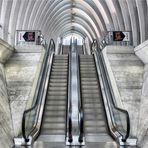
xmin=43 ymin=117 xmax=65 ymax=123
xmin=45 ymin=105 xmax=66 ymax=110
xmin=85 ymin=126 xmax=107 ymax=133
xmin=40 ymin=129 xmax=65 ymax=135
xmin=41 ymin=123 xmax=65 ymax=129
xmin=44 ymin=111 xmax=65 ymax=117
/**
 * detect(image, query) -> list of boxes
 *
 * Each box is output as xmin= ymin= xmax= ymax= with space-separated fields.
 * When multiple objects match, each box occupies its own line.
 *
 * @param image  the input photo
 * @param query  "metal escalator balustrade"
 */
xmin=17 ymin=39 xmax=55 ymax=145
xmin=91 ymin=39 xmax=135 ymax=146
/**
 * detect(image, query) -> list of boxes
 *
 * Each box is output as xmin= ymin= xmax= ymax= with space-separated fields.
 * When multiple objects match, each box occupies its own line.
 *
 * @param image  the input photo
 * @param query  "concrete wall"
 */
xmin=5 ymin=45 xmax=45 ymax=137
xmin=0 ymin=39 xmax=14 ymax=148
xmin=135 ymin=40 xmax=148 ymax=147
xmin=102 ymin=45 xmax=148 ymax=147
xmin=0 ymin=40 xmax=45 ymax=147
xmin=0 ymin=39 xmax=14 ymax=63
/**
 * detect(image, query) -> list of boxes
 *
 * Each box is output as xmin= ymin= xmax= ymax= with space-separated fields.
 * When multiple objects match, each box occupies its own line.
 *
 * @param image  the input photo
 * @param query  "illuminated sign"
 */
xmin=18 ymin=31 xmax=35 ymax=42
xmin=113 ymin=31 xmax=130 ymax=41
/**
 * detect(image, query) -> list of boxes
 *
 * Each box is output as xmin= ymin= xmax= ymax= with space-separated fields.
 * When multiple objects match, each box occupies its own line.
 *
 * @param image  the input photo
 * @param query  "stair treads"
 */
xmin=80 ymin=55 xmax=108 ymax=135
xmin=40 ymin=55 xmax=68 ymax=136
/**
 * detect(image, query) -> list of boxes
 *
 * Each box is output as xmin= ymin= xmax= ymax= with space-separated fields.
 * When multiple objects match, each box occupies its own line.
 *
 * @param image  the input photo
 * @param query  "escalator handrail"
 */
xmin=77 ymin=55 xmax=84 ymax=143
xmin=22 ymin=39 xmax=55 ymax=142
xmin=67 ymin=40 xmax=73 ymax=142
xmin=91 ymin=39 xmax=130 ymax=142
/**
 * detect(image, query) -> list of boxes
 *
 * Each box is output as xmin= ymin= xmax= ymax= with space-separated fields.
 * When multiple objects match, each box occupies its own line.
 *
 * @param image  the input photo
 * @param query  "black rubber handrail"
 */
xmin=67 ymin=39 xmax=73 ymax=143
xmin=78 ymin=55 xmax=84 ymax=143
xmin=22 ymin=39 xmax=55 ymax=142
xmin=91 ymin=39 xmax=130 ymax=142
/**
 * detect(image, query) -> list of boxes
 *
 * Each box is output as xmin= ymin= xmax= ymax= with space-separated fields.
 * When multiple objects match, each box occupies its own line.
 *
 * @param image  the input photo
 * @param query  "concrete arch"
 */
xmin=0 ymin=0 xmax=13 ymax=40
xmin=0 ymin=0 xmax=147 ymax=46
xmin=61 ymin=30 xmax=86 ymax=39
xmin=50 ymin=18 xmax=95 ymax=40
xmin=126 ymin=0 xmax=140 ymax=46
xmin=118 ymin=0 xmax=131 ymax=31
xmin=136 ymin=0 xmax=146 ymax=43
xmin=54 ymin=24 xmax=93 ymax=42
xmin=45 ymin=9 xmax=97 ymax=38
xmin=44 ymin=7 xmax=100 ymax=39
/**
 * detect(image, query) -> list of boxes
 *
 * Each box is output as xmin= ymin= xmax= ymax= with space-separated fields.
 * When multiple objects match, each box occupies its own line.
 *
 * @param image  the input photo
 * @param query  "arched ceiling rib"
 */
xmin=0 ymin=0 xmax=148 ymax=46
xmin=62 ymin=30 xmax=86 ymax=39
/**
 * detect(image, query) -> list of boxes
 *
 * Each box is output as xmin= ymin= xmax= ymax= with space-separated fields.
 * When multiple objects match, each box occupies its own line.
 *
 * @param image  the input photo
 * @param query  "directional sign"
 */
xmin=23 ymin=32 xmax=35 ymax=42
xmin=18 ymin=31 xmax=35 ymax=42
xmin=113 ymin=31 xmax=130 ymax=41
xmin=18 ymin=31 xmax=26 ymax=42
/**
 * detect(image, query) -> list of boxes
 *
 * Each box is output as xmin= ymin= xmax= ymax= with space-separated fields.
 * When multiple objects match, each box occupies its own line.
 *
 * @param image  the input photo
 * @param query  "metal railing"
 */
xmin=66 ymin=39 xmax=73 ymax=143
xmin=77 ymin=55 xmax=84 ymax=143
xmin=92 ymin=39 xmax=130 ymax=143
xmin=22 ymin=39 xmax=55 ymax=143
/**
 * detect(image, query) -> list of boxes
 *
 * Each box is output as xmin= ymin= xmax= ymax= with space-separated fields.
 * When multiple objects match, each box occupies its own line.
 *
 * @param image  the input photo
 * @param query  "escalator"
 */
xmin=15 ymin=39 xmax=136 ymax=148
xmin=79 ymin=55 xmax=117 ymax=147
xmin=37 ymin=55 xmax=68 ymax=142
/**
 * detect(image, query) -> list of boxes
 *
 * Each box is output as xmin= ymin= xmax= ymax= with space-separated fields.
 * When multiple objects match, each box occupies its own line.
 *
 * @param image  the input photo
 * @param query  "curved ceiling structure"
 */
xmin=0 ymin=0 xmax=148 ymax=46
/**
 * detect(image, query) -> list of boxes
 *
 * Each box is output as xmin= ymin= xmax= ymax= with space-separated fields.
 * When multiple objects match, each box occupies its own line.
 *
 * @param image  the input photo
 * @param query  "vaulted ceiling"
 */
xmin=0 ymin=0 xmax=147 ymax=46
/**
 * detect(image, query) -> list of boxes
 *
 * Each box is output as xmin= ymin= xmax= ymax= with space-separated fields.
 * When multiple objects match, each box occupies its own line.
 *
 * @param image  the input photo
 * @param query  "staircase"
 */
xmin=79 ymin=55 xmax=114 ymax=143
xmin=38 ymin=55 xmax=68 ymax=142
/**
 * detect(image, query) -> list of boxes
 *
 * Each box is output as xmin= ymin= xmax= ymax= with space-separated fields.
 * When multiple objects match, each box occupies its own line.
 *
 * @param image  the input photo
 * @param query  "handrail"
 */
xmin=91 ymin=39 xmax=130 ymax=142
xmin=22 ymin=39 xmax=55 ymax=142
xmin=66 ymin=40 xmax=73 ymax=142
xmin=77 ymin=55 xmax=84 ymax=143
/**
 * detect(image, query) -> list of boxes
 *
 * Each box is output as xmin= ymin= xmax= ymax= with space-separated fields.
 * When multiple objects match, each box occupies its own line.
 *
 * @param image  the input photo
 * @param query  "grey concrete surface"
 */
xmin=0 ymin=63 xmax=13 ymax=148
xmin=134 ymin=42 xmax=148 ymax=148
xmin=0 ymin=38 xmax=14 ymax=63
xmin=5 ymin=48 xmax=44 ymax=137
xmin=103 ymin=46 xmax=145 ymax=147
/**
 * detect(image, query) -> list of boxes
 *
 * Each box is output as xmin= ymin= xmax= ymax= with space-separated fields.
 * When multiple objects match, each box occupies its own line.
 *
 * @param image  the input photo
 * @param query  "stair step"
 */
xmin=41 ymin=123 xmax=65 ymax=129
xmin=82 ymin=93 xmax=101 ymax=98
xmin=47 ymin=91 xmax=67 ymax=96
xmin=40 ymin=129 xmax=65 ymax=135
xmin=84 ymin=108 xmax=103 ymax=114
xmin=83 ymin=99 xmax=101 ymax=103
xmin=52 ymin=65 xmax=67 ymax=69
xmin=44 ymin=111 xmax=65 ymax=116
xmin=43 ymin=117 xmax=65 ymax=123
xmin=50 ymin=75 xmax=67 ymax=79
xmin=54 ymin=56 xmax=68 ymax=59
xmin=52 ymin=63 xmax=68 ymax=66
xmin=85 ymin=126 xmax=107 ymax=133
xmin=45 ymin=105 xmax=66 ymax=111
xmin=81 ymin=78 xmax=97 ymax=81
xmin=82 ymin=89 xmax=100 ymax=93
xmin=45 ymin=100 xmax=66 ymax=106
xmin=50 ymin=79 xmax=67 ymax=83
xmin=85 ymin=120 xmax=106 ymax=126
xmin=81 ymin=81 xmax=98 ymax=85
xmin=49 ymin=83 xmax=67 ymax=87
xmin=84 ymin=103 xmax=102 ymax=108
xmin=84 ymin=114 xmax=104 ymax=120
xmin=46 ymin=95 xmax=66 ymax=100
xmin=48 ymin=87 xmax=67 ymax=91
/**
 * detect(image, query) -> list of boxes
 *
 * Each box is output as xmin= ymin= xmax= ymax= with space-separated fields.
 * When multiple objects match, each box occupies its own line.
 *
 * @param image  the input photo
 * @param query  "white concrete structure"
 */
xmin=0 ymin=0 xmax=148 ymax=148
xmin=0 ymin=0 xmax=147 ymax=46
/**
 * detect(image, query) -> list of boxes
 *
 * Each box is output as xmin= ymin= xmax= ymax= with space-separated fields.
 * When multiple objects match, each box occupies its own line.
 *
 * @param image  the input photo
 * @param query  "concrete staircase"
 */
xmin=38 ymin=55 xmax=68 ymax=142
